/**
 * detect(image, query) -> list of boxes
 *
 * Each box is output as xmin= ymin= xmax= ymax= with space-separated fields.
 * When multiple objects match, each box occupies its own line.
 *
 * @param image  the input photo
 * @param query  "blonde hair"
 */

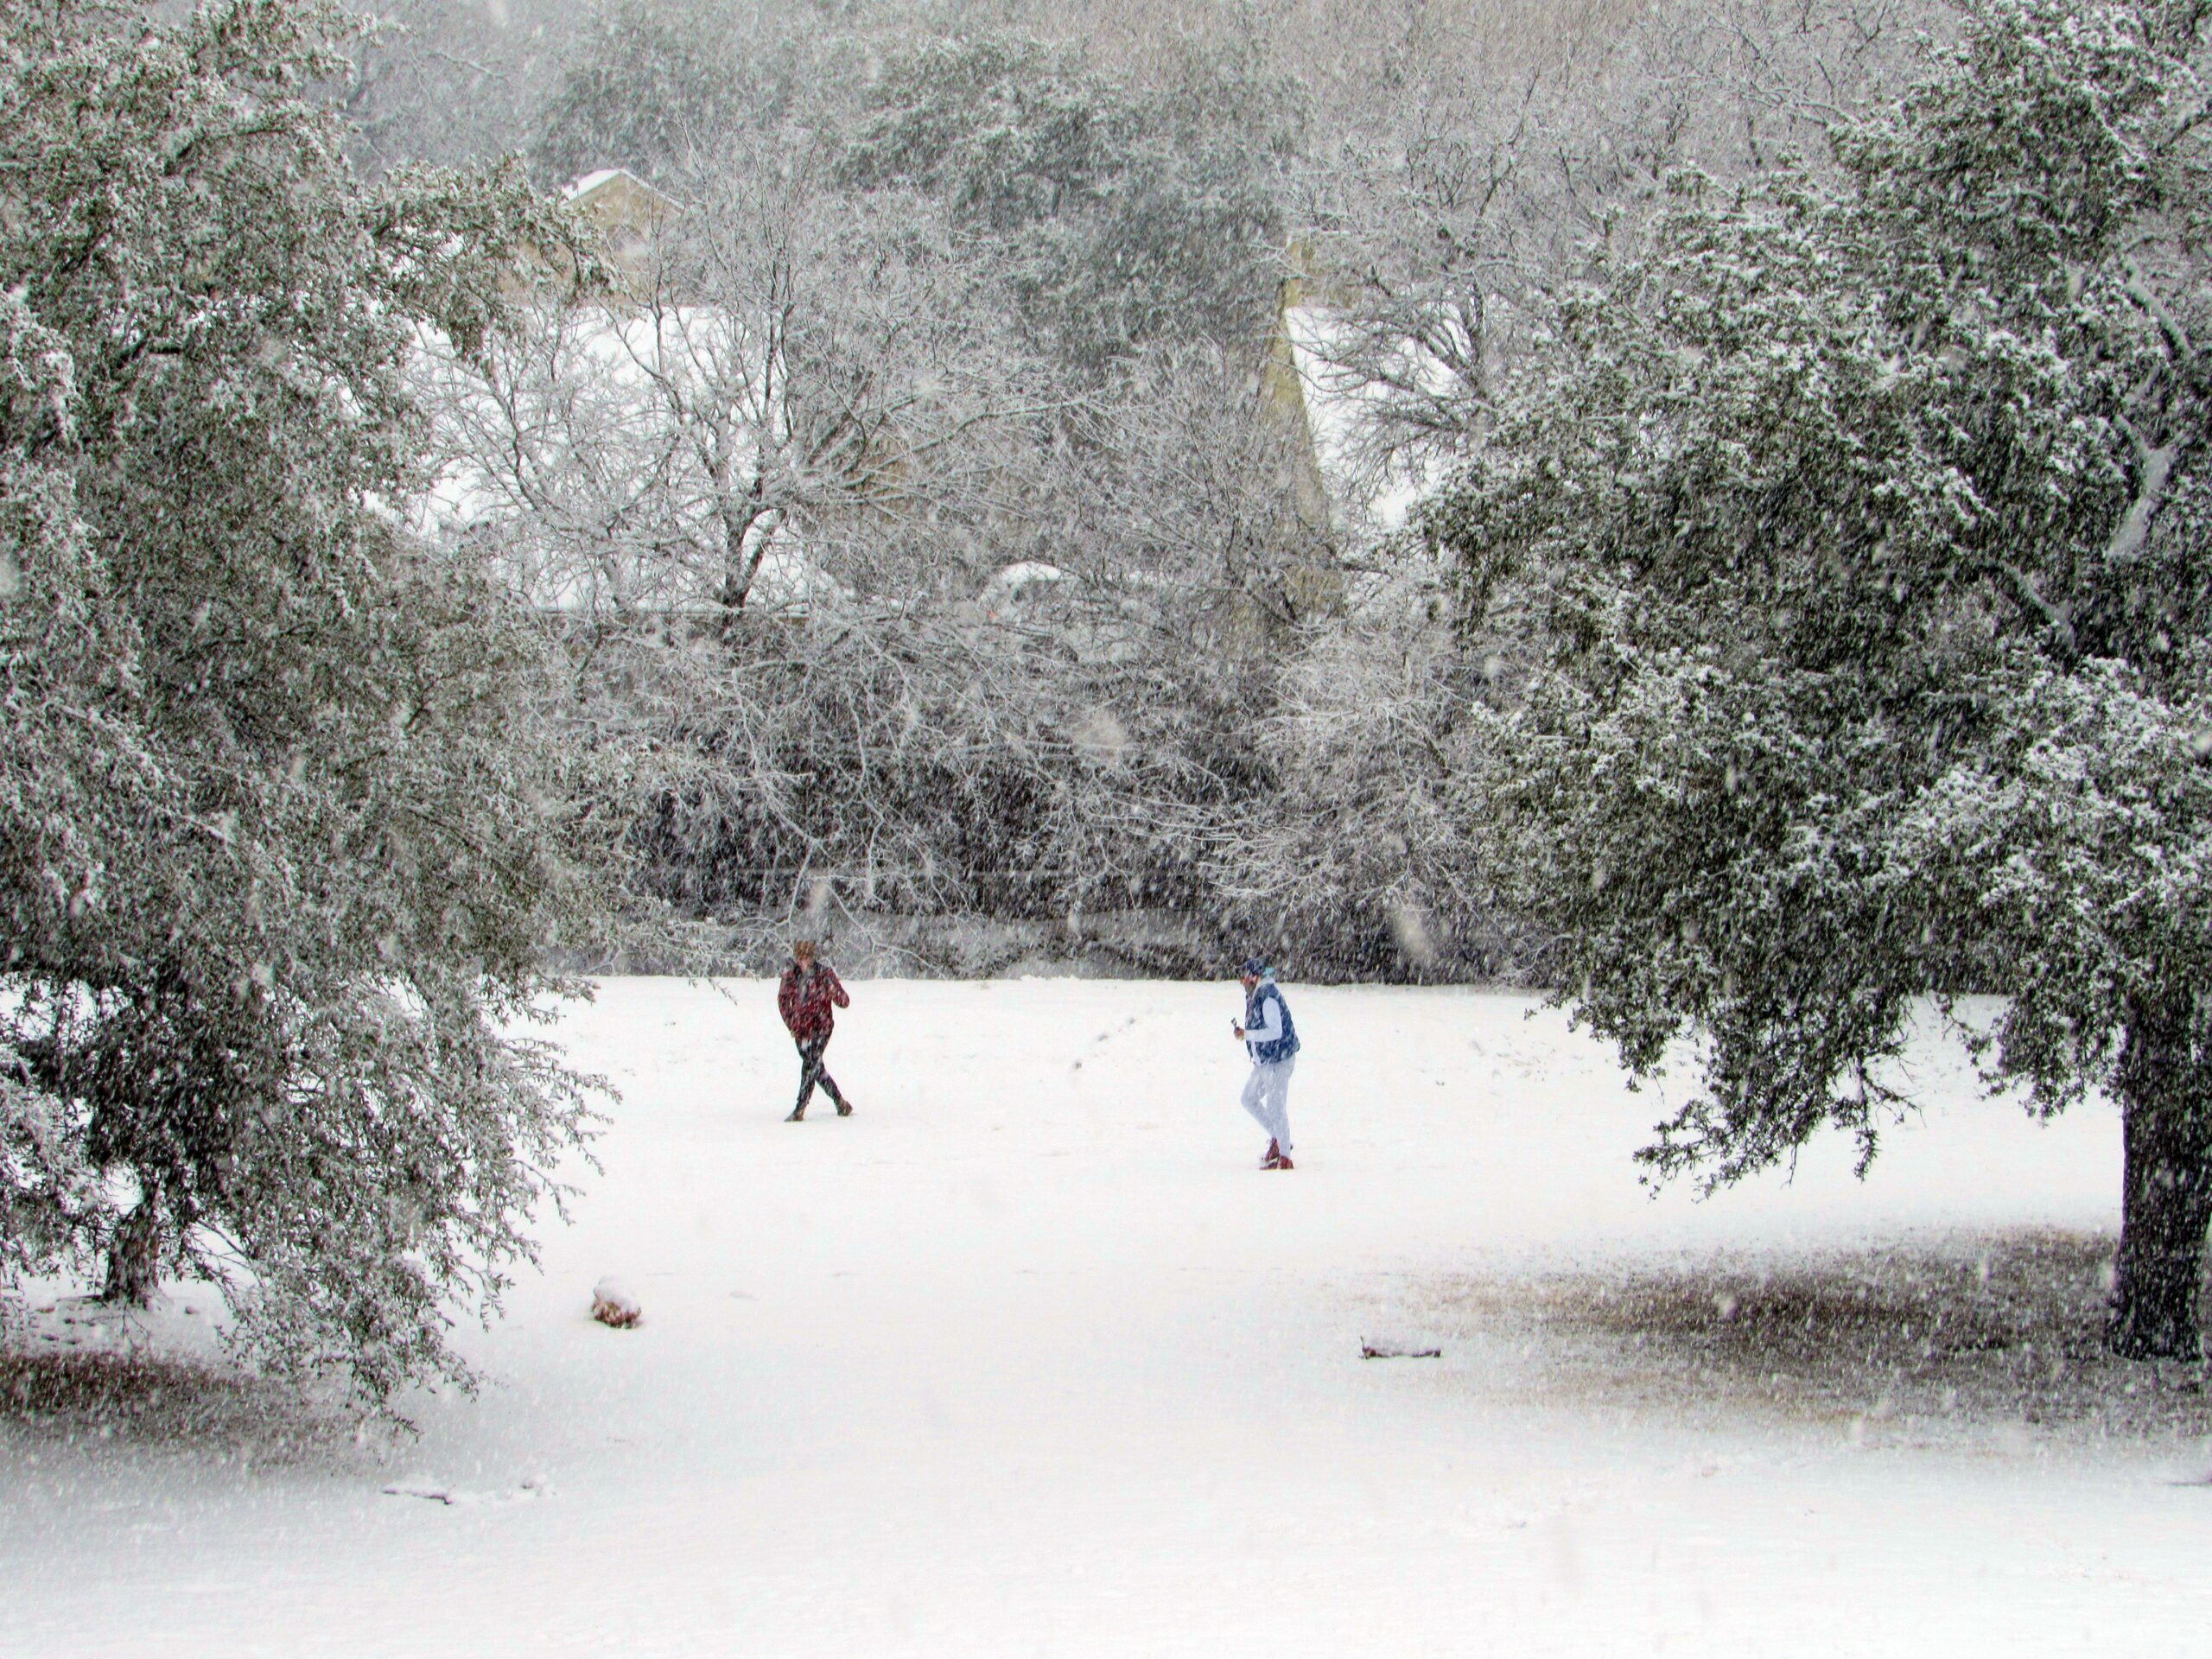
xmin=792 ymin=938 xmax=818 ymax=957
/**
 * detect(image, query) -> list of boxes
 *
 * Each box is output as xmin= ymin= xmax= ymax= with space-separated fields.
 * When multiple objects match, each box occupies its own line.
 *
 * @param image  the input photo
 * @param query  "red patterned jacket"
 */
xmin=777 ymin=962 xmax=849 ymax=1040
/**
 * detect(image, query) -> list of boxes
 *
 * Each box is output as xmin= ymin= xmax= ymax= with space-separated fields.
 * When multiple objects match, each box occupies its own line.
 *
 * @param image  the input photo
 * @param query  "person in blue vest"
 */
xmin=1232 ymin=957 xmax=1300 ymax=1170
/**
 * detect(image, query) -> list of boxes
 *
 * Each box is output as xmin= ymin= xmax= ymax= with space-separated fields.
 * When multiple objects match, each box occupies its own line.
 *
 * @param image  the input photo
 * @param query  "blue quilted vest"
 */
xmin=1244 ymin=981 xmax=1300 ymax=1065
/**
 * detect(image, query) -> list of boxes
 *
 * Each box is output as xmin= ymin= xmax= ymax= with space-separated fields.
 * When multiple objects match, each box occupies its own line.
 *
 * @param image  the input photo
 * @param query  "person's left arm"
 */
xmin=825 ymin=966 xmax=850 ymax=1008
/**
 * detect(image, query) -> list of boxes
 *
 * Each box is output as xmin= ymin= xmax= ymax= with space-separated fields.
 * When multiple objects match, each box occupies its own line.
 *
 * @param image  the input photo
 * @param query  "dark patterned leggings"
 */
xmin=794 ymin=1034 xmax=847 ymax=1114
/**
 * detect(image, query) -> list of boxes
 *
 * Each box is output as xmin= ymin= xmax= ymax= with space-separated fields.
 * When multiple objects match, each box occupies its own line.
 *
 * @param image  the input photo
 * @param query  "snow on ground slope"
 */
xmin=3 ymin=979 xmax=2207 ymax=1657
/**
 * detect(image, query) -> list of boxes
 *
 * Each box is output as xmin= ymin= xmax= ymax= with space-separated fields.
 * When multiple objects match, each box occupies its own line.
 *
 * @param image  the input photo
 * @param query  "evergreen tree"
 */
xmin=0 ymin=0 xmax=613 ymax=1402
xmin=1435 ymin=0 xmax=2212 ymax=1356
xmin=531 ymin=0 xmax=814 ymax=188
xmin=837 ymin=30 xmax=1303 ymax=369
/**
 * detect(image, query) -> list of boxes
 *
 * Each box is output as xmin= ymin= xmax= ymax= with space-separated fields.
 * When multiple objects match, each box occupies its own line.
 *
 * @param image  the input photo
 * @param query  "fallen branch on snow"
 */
xmin=1361 ymin=1339 xmax=1442 ymax=1360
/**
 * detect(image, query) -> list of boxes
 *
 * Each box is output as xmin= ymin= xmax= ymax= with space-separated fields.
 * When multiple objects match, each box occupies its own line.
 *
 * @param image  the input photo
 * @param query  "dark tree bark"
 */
xmin=100 ymin=1195 xmax=162 ymax=1308
xmin=2108 ymin=995 xmax=2212 ymax=1360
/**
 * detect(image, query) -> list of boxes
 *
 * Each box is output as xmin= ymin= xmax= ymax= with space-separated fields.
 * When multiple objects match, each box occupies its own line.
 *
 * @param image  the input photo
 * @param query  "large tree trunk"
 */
xmin=100 ymin=1196 xmax=162 ymax=1307
xmin=2108 ymin=995 xmax=2212 ymax=1360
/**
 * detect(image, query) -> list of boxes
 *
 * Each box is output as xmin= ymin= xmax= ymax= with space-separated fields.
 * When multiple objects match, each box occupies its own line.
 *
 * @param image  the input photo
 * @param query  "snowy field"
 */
xmin=5 ymin=977 xmax=2209 ymax=1658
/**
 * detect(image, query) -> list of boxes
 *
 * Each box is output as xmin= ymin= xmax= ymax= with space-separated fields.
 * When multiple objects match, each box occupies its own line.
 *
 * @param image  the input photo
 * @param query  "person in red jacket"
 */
xmin=777 ymin=938 xmax=853 ymax=1122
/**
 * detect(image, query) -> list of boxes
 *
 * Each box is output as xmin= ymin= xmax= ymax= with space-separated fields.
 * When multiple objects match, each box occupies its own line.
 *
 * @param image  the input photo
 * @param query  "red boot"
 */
xmin=1261 ymin=1139 xmax=1281 ymax=1169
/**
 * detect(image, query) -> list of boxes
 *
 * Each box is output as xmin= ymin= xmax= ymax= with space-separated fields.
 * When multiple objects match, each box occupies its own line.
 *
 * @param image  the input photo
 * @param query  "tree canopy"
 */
xmin=1434 ymin=0 xmax=2212 ymax=1355
xmin=0 ymin=0 xmax=614 ymax=1403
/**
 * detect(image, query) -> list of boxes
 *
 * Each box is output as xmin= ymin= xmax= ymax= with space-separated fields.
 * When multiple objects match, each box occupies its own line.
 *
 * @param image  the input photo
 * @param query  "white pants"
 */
xmin=1240 ymin=1057 xmax=1295 ymax=1152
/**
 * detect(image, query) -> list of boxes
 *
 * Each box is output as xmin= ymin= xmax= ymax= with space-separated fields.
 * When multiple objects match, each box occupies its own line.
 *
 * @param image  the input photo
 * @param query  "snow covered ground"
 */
xmin=5 ymin=978 xmax=2209 ymax=1657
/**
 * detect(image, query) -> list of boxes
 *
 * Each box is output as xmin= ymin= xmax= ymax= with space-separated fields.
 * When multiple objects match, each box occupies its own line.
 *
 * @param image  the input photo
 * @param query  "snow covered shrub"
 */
xmin=0 ymin=0 xmax=618 ymax=1402
xmin=531 ymin=0 xmax=807 ymax=192
xmin=1222 ymin=556 xmax=1557 ymax=982
xmin=590 ymin=1277 xmax=640 ymax=1329
xmin=434 ymin=146 xmax=1302 ymax=955
xmin=1432 ymin=0 xmax=2212 ymax=1357
xmin=617 ymin=592 xmax=1257 ymax=939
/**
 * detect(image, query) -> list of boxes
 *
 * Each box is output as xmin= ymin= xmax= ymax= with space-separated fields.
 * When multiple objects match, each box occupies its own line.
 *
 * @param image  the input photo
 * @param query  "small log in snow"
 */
xmin=382 ymin=1475 xmax=550 ymax=1507
xmin=1360 ymin=1339 xmax=1441 ymax=1360
xmin=591 ymin=1278 xmax=641 ymax=1329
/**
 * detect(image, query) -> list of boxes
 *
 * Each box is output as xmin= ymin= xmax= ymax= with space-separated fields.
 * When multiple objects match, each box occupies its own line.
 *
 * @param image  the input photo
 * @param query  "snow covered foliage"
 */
xmin=530 ymin=0 xmax=820 ymax=190
xmin=0 ymin=1048 xmax=97 ymax=1295
xmin=442 ymin=327 xmax=1286 ymax=946
xmin=1224 ymin=555 xmax=1543 ymax=982
xmin=424 ymin=66 xmax=1328 ymax=958
xmin=837 ymin=31 xmax=1302 ymax=372
xmin=0 ymin=0 xmax=616 ymax=1402
xmin=434 ymin=134 xmax=1044 ymax=629
xmin=1431 ymin=0 xmax=2212 ymax=1355
xmin=338 ymin=0 xmax=582 ymax=177
xmin=1281 ymin=0 xmax=1942 ymax=506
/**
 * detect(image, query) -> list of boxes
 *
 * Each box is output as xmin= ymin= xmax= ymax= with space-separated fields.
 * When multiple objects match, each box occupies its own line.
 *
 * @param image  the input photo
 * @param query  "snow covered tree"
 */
xmin=1433 ymin=0 xmax=2212 ymax=1356
xmin=432 ymin=158 xmax=1285 ymax=946
xmin=530 ymin=0 xmax=824 ymax=188
xmin=1282 ymin=0 xmax=1942 ymax=515
xmin=837 ymin=30 xmax=1302 ymax=372
xmin=340 ymin=0 xmax=588 ymax=176
xmin=1223 ymin=551 xmax=1547 ymax=981
xmin=0 ymin=0 xmax=614 ymax=1402
xmin=433 ymin=123 xmax=1061 ymax=635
